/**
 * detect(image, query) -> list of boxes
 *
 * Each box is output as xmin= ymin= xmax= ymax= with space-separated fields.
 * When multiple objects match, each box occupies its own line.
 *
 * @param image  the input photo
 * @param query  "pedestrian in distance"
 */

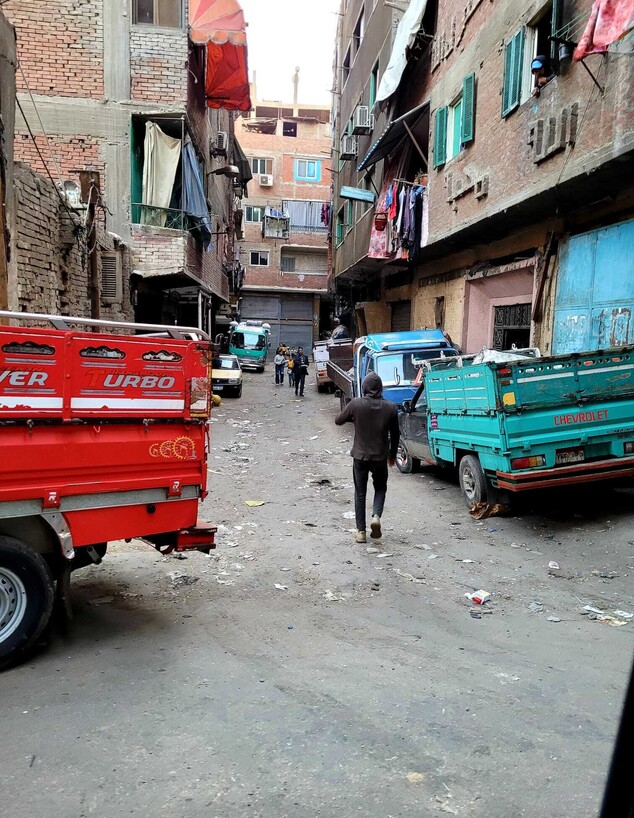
xmin=292 ymin=347 xmax=309 ymax=397
xmin=287 ymin=351 xmax=295 ymax=388
xmin=335 ymin=372 xmax=399 ymax=544
xmin=274 ymin=350 xmax=286 ymax=385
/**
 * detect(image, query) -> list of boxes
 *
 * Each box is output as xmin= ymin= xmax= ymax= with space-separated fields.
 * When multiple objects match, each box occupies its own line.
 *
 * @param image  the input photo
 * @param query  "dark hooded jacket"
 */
xmin=335 ymin=372 xmax=400 ymax=461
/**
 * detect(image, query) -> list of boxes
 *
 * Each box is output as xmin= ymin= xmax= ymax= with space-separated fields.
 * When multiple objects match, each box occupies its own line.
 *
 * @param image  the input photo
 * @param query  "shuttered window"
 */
xmin=501 ymin=29 xmax=525 ymax=118
xmin=100 ymin=252 xmax=120 ymax=303
xmin=433 ymin=106 xmax=448 ymax=169
xmin=461 ymin=73 xmax=476 ymax=144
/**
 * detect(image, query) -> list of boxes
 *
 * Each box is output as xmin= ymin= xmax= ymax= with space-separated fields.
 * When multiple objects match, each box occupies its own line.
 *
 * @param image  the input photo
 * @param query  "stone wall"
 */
xmin=14 ymin=162 xmax=131 ymax=320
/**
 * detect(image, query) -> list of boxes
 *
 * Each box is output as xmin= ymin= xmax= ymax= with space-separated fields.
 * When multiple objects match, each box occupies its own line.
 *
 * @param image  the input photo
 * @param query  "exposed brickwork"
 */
xmin=130 ymin=26 xmax=188 ymax=105
xmin=7 ymin=0 xmax=104 ymax=99
xmin=13 ymin=132 xmax=104 ymax=189
xmin=236 ymin=115 xmax=331 ymax=295
xmin=14 ymin=163 xmax=132 ymax=320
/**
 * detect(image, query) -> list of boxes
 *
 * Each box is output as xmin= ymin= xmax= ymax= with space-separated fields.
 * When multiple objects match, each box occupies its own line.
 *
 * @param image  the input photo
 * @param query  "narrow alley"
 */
xmin=3 ymin=372 xmax=633 ymax=818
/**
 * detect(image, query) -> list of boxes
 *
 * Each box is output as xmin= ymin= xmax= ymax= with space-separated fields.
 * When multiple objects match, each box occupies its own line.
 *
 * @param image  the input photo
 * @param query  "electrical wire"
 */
xmin=17 ymin=60 xmax=63 ymax=182
xmin=15 ymin=96 xmax=80 ymax=223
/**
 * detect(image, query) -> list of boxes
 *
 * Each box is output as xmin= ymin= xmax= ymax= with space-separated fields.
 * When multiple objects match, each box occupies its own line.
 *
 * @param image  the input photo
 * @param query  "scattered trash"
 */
xmin=528 ymin=601 xmax=544 ymax=613
xmin=591 ymin=569 xmax=619 ymax=579
xmin=245 ymin=500 xmax=266 ymax=507
xmin=342 ymin=511 xmax=356 ymax=519
xmin=548 ymin=561 xmax=560 ymax=570
xmin=371 ymin=581 xmax=381 ymax=591
xmin=414 ymin=544 xmax=432 ymax=550
xmin=596 ymin=614 xmax=629 ymax=627
xmin=461 ymin=559 xmax=475 ymax=564
xmin=323 ymin=589 xmax=345 ymax=602
xmin=469 ymin=608 xmax=493 ymax=619
xmin=274 ymin=584 xmax=288 ymax=591
xmin=465 ymin=589 xmax=491 ymax=605
xmin=469 ymin=502 xmax=509 ymax=519
xmin=393 ymin=569 xmax=425 ymax=584
xmin=365 ymin=547 xmax=380 ymax=554
xmin=309 ymin=435 xmax=320 ymax=440
xmin=88 ymin=595 xmax=115 ymax=606
xmin=279 ymin=567 xmax=291 ymax=572
xmin=406 ymin=772 xmax=425 ymax=784
xmin=428 ymin=554 xmax=439 ymax=560
xmin=376 ymin=552 xmax=393 ymax=559
xmin=496 ymin=672 xmax=520 ymax=683
xmin=167 ymin=572 xmax=199 ymax=588
xmin=304 ymin=522 xmax=317 ymax=527
xmin=547 ymin=615 xmax=562 ymax=622
xmin=614 ymin=610 xmax=633 ymax=620
xmin=581 ymin=604 xmax=605 ymax=615
xmin=287 ymin=624 xmax=294 ymax=630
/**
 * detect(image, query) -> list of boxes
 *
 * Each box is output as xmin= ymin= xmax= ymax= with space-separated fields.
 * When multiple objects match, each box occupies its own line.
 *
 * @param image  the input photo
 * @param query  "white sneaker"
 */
xmin=370 ymin=515 xmax=382 ymax=539
xmin=355 ymin=530 xmax=367 ymax=544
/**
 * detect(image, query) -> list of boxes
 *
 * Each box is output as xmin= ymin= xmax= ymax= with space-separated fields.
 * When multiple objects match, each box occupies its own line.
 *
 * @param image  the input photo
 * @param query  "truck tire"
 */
xmin=339 ymin=392 xmax=350 ymax=412
xmin=458 ymin=455 xmax=488 ymax=507
xmin=0 ymin=536 xmax=55 ymax=670
xmin=396 ymin=442 xmax=420 ymax=474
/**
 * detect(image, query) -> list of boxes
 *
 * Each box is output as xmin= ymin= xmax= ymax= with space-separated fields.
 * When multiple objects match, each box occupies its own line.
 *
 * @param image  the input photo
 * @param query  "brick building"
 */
xmin=6 ymin=0 xmax=251 ymax=330
xmin=332 ymin=0 xmax=634 ymax=354
xmin=234 ymin=77 xmax=332 ymax=351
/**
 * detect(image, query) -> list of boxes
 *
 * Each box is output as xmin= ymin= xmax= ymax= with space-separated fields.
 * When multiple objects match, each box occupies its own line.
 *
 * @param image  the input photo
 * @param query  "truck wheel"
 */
xmin=0 ymin=536 xmax=55 ymax=670
xmin=459 ymin=455 xmax=488 ymax=507
xmin=339 ymin=393 xmax=350 ymax=411
xmin=396 ymin=442 xmax=420 ymax=474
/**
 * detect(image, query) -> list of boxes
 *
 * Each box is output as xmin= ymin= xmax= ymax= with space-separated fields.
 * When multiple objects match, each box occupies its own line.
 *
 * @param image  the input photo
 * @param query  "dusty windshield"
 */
xmin=213 ymin=358 xmax=240 ymax=370
xmin=232 ymin=332 xmax=266 ymax=351
xmin=376 ymin=351 xmax=457 ymax=386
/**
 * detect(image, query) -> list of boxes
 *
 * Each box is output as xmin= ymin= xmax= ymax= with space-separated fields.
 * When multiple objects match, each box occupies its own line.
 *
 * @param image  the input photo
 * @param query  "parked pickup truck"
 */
xmin=397 ymin=345 xmax=634 ymax=507
xmin=0 ymin=310 xmax=218 ymax=669
xmin=327 ymin=330 xmax=458 ymax=408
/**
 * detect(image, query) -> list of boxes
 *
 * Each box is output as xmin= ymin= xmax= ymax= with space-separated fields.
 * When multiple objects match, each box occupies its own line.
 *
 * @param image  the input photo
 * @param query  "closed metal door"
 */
xmin=391 ymin=301 xmax=412 ymax=332
xmin=553 ymin=219 xmax=634 ymax=353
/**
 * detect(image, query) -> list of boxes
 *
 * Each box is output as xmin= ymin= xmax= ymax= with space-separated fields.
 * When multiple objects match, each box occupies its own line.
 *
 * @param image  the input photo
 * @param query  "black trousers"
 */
xmin=353 ymin=458 xmax=388 ymax=531
xmin=294 ymin=370 xmax=306 ymax=395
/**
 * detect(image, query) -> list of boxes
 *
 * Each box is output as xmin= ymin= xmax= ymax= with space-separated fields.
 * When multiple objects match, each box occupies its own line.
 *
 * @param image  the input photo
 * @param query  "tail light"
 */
xmin=511 ymin=455 xmax=545 ymax=470
xmin=625 ymin=442 xmax=634 ymax=454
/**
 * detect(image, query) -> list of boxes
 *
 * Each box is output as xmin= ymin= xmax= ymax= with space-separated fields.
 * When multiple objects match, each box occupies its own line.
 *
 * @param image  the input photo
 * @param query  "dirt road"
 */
xmin=2 ymin=370 xmax=633 ymax=817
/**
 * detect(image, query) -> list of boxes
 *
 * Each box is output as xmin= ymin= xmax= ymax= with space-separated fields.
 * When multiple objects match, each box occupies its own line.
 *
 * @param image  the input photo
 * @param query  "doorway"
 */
xmin=493 ymin=303 xmax=531 ymax=349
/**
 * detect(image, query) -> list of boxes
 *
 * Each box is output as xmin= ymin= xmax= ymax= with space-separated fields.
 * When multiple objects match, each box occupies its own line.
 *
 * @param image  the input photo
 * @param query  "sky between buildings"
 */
xmin=240 ymin=0 xmax=340 ymax=106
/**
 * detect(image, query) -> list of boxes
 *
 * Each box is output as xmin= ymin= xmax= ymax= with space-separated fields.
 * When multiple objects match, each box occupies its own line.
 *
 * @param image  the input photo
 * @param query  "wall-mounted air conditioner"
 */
xmin=259 ymin=174 xmax=274 ymax=187
xmin=340 ymin=134 xmax=358 ymax=160
xmin=352 ymin=105 xmax=374 ymax=135
xmin=211 ymin=130 xmax=228 ymax=157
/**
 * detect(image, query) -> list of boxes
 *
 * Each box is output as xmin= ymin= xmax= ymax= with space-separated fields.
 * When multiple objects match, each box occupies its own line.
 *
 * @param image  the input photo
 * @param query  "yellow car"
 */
xmin=212 ymin=354 xmax=243 ymax=398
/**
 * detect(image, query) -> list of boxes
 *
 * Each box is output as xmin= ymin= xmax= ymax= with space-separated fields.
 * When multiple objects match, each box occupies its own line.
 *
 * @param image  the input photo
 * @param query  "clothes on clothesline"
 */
xmin=368 ymin=177 xmax=429 ymax=261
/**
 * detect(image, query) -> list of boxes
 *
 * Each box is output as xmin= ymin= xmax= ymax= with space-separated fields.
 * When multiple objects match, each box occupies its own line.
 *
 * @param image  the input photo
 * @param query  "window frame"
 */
xmin=447 ymin=95 xmax=463 ymax=162
xmin=353 ymin=9 xmax=365 ymax=56
xmin=245 ymin=205 xmax=264 ymax=223
xmin=520 ymin=3 xmax=555 ymax=105
xmin=251 ymin=157 xmax=273 ymax=176
xmin=280 ymin=254 xmax=296 ymax=273
xmin=249 ymin=250 xmax=270 ymax=267
xmin=294 ymin=158 xmax=322 ymax=183
xmin=132 ymin=0 xmax=183 ymax=28
xmin=336 ymin=206 xmax=345 ymax=246
xmin=369 ymin=60 xmax=379 ymax=108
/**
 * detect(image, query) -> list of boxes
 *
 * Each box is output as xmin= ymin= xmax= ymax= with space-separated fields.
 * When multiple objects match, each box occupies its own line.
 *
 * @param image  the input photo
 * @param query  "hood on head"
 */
xmin=362 ymin=372 xmax=383 ymax=398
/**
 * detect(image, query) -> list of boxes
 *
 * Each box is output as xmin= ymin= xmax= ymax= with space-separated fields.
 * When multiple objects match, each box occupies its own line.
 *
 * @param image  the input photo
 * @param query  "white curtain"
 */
xmin=377 ymin=0 xmax=428 ymax=105
xmin=142 ymin=122 xmax=181 ymax=227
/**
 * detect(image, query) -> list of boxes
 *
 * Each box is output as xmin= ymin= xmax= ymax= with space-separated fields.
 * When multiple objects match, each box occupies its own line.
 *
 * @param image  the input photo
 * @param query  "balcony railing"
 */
xmin=131 ymin=204 xmax=189 ymax=231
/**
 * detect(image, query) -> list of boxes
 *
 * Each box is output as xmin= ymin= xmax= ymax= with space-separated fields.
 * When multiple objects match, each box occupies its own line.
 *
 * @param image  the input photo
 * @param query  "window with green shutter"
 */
xmin=461 ymin=73 xmax=475 ymax=144
xmin=501 ymin=29 xmax=524 ymax=117
xmin=433 ymin=106 xmax=448 ymax=169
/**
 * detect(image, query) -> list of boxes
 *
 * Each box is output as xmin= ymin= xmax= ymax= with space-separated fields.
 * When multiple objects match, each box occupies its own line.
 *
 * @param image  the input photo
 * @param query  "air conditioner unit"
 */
xmin=352 ymin=105 xmax=374 ymax=135
xmin=211 ymin=130 xmax=228 ymax=157
xmin=259 ymin=174 xmax=274 ymax=187
xmin=282 ymin=229 xmax=290 ymax=240
xmin=340 ymin=134 xmax=358 ymax=160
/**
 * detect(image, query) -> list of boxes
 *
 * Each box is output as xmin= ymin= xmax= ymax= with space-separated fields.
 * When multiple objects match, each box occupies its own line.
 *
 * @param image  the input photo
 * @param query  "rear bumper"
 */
xmin=496 ymin=455 xmax=634 ymax=491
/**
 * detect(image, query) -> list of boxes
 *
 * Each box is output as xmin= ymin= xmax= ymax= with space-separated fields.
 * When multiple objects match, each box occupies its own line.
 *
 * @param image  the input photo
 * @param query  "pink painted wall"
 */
xmin=462 ymin=268 xmax=534 ymax=353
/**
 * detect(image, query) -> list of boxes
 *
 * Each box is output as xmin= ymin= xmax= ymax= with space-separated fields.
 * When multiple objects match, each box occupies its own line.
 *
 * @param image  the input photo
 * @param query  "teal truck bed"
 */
xmin=423 ymin=346 xmax=634 ymax=499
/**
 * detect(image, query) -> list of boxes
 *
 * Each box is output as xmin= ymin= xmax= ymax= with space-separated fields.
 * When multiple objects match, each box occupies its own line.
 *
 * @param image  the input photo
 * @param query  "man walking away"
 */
xmin=335 ymin=372 xmax=399 ymax=543
xmin=274 ymin=349 xmax=286 ymax=385
xmin=292 ymin=347 xmax=309 ymax=397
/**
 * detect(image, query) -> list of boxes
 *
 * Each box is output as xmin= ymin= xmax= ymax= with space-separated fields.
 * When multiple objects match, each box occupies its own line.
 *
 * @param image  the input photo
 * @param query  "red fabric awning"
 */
xmin=189 ymin=0 xmax=251 ymax=111
xmin=573 ymin=0 xmax=634 ymax=60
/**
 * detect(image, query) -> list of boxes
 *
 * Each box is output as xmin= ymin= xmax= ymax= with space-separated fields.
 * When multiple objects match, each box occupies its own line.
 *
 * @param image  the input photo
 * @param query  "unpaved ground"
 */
xmin=2 ymin=370 xmax=633 ymax=817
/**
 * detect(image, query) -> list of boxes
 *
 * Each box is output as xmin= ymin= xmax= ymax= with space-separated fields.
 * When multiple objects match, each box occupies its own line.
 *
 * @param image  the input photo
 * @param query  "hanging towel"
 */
xmin=142 ymin=122 xmax=181 ymax=227
xmin=182 ymin=138 xmax=213 ymax=250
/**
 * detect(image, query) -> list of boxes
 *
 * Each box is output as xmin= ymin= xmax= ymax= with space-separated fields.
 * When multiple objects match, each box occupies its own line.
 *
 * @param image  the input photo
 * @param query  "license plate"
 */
xmin=214 ymin=385 xmax=224 ymax=392
xmin=556 ymin=447 xmax=584 ymax=465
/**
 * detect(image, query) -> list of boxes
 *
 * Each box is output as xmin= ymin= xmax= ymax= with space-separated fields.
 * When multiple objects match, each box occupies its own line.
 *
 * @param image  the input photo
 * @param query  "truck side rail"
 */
xmin=326 ymin=360 xmax=354 ymax=398
xmin=0 ymin=310 xmax=210 ymax=341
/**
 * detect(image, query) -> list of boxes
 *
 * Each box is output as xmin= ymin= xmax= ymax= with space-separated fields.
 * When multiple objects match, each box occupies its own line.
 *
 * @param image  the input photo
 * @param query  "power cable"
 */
xmin=17 ymin=60 xmax=63 ymax=182
xmin=15 ymin=96 xmax=81 ymax=224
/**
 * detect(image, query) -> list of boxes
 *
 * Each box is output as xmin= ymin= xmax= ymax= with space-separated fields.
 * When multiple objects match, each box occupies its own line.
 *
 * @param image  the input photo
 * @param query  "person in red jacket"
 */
xmin=335 ymin=372 xmax=400 ymax=543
